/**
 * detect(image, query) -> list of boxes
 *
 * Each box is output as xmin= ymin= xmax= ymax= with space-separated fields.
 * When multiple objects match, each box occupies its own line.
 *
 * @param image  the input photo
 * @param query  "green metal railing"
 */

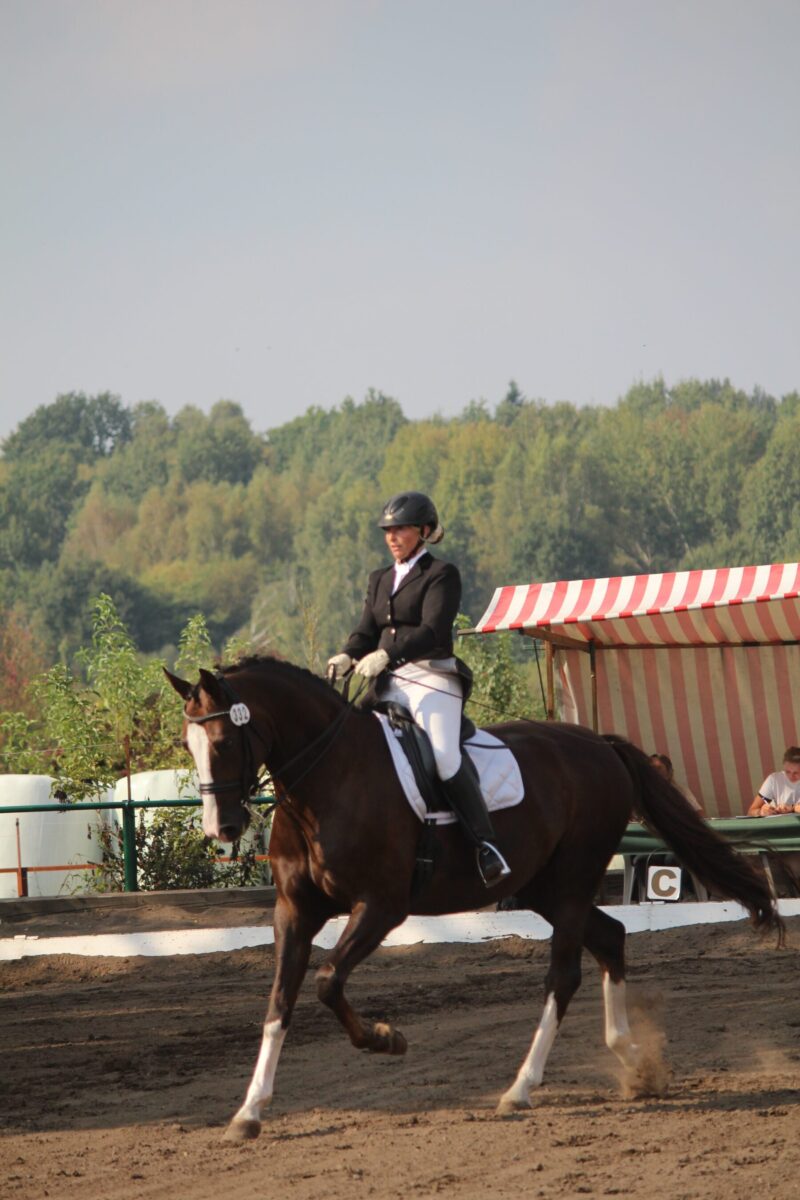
xmin=4 ymin=803 xmax=800 ymax=899
xmin=0 ymin=797 xmax=274 ymax=893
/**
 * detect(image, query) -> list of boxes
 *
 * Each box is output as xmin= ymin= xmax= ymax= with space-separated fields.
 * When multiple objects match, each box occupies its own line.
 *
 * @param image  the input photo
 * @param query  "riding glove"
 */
xmin=327 ymin=653 xmax=353 ymax=679
xmin=354 ymin=649 xmax=390 ymax=679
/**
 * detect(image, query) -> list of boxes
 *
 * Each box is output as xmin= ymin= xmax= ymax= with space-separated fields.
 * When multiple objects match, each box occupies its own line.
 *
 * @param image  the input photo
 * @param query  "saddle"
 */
xmin=373 ymin=700 xmax=477 ymax=815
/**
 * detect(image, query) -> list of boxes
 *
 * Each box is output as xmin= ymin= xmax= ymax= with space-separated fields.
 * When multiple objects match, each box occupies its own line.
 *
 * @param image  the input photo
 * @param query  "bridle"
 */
xmin=185 ymin=674 xmax=270 ymax=807
xmin=184 ymin=671 xmax=365 ymax=807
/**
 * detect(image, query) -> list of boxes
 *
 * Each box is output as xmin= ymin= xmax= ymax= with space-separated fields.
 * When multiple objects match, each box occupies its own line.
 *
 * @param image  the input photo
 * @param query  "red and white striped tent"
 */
xmin=474 ymin=562 xmax=800 ymax=817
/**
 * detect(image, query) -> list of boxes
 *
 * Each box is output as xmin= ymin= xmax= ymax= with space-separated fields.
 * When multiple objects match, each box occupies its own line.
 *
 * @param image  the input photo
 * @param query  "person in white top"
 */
xmin=748 ymin=747 xmax=800 ymax=815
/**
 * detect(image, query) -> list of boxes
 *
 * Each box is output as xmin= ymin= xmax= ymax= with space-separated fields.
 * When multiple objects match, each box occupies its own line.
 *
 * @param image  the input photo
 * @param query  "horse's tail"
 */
xmin=605 ymin=734 xmax=784 ymax=943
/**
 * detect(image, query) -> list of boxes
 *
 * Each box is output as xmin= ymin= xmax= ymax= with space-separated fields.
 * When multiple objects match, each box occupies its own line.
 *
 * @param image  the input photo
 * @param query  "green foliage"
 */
xmin=2 ymin=377 xmax=798 ymax=682
xmin=0 ymin=711 xmax=42 ymax=774
xmin=266 ymin=391 xmax=406 ymax=480
xmin=174 ymin=401 xmax=265 ymax=486
xmin=740 ymin=413 xmax=800 ymax=561
xmin=89 ymin=809 xmax=270 ymax=893
xmin=99 ymin=400 xmax=174 ymax=502
xmin=175 ymin=612 xmax=216 ymax=677
xmin=455 ymin=616 xmax=539 ymax=725
xmin=2 ymin=391 xmax=132 ymax=462
xmin=0 ymin=594 xmax=188 ymax=796
xmin=0 ymin=444 xmax=92 ymax=567
xmin=25 ymin=559 xmax=188 ymax=659
xmin=24 ymin=663 xmax=114 ymax=795
xmin=79 ymin=594 xmax=155 ymax=745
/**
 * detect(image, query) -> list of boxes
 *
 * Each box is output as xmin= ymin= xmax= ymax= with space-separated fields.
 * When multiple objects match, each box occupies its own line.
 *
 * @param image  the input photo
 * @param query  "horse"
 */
xmin=165 ymin=656 xmax=782 ymax=1141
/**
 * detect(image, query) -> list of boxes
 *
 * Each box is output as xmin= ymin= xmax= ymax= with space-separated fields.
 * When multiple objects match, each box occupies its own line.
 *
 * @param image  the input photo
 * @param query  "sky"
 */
xmin=1 ymin=0 xmax=799 ymax=442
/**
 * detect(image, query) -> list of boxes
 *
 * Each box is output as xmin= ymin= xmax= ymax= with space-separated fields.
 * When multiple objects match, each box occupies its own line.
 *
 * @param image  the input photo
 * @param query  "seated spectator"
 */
xmin=649 ymin=753 xmax=704 ymax=814
xmin=748 ymin=747 xmax=800 ymax=815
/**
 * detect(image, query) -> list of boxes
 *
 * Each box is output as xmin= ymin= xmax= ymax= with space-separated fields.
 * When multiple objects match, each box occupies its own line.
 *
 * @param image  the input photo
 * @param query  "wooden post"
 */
xmin=545 ymin=638 xmax=555 ymax=721
xmin=15 ymin=818 xmax=27 ymax=897
xmin=589 ymin=640 xmax=598 ymax=731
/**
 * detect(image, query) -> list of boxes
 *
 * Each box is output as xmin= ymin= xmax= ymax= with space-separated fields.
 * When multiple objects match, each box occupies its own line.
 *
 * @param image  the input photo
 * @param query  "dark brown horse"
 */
xmin=165 ymin=656 xmax=781 ymax=1141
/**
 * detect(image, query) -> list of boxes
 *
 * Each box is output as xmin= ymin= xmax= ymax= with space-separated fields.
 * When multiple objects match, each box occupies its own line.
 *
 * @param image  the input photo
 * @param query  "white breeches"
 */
xmin=379 ymin=657 xmax=464 ymax=781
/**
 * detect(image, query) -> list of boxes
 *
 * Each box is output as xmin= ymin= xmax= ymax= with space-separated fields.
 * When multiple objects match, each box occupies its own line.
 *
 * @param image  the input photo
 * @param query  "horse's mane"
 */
xmin=217 ymin=654 xmax=349 ymax=710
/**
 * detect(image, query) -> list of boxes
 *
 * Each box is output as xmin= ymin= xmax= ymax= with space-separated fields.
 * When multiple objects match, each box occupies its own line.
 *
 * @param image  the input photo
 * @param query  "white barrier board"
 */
xmin=3 ymin=899 xmax=799 ymax=961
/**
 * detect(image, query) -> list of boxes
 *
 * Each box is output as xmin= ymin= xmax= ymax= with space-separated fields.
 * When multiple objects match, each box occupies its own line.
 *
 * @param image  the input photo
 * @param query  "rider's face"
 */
xmin=384 ymin=524 xmax=424 ymax=563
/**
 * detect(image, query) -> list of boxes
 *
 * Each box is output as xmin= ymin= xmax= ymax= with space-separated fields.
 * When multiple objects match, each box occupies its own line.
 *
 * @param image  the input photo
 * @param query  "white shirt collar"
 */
xmin=392 ymin=547 xmax=427 ymax=593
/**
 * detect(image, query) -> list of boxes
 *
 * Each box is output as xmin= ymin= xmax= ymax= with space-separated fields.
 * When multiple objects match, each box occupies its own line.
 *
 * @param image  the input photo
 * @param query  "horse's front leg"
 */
xmin=224 ymin=894 xmax=326 ymax=1142
xmin=315 ymin=899 xmax=409 ymax=1055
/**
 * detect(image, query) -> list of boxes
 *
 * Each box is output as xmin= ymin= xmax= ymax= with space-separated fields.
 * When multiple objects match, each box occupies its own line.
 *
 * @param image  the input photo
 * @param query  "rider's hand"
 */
xmin=327 ymin=653 xmax=353 ymax=679
xmin=354 ymin=649 xmax=390 ymax=679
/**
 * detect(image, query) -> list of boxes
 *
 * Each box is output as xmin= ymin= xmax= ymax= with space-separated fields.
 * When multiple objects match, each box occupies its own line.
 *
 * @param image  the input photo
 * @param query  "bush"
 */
xmin=89 ymin=806 xmax=273 ymax=893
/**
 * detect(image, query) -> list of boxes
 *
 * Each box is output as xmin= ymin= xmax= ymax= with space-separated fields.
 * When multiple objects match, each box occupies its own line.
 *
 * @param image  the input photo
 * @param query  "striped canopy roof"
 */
xmin=474 ymin=563 xmax=800 ymax=817
xmin=475 ymin=562 xmax=800 ymax=647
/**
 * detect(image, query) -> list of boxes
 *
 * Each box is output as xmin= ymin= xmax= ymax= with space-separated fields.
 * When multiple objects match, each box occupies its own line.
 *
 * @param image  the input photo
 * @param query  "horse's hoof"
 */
xmin=223 ymin=1118 xmax=261 ymax=1142
xmin=389 ymin=1029 xmax=408 ymax=1056
xmin=496 ymin=1094 xmax=531 ymax=1117
xmin=370 ymin=1022 xmax=408 ymax=1056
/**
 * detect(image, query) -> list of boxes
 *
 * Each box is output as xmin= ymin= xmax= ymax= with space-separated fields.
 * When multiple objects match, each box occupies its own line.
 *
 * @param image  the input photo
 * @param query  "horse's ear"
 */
xmin=163 ymin=668 xmax=193 ymax=700
xmin=198 ymin=667 xmax=225 ymax=703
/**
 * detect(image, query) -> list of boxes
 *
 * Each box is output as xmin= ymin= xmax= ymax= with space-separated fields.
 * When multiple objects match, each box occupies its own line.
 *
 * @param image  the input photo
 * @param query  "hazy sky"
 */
xmin=1 ymin=0 xmax=798 ymax=442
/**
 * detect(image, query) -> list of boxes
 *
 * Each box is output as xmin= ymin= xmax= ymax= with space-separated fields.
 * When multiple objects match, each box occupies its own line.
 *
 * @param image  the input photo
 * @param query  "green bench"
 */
xmin=616 ymin=814 xmax=800 ymax=902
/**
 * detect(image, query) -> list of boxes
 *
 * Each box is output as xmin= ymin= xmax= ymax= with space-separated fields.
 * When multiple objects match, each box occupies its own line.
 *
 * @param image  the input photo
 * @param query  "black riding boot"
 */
xmin=440 ymin=759 xmax=511 ymax=888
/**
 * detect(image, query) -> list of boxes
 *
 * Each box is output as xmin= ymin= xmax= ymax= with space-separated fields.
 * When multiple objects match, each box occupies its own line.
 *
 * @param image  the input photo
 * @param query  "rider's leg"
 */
xmin=438 ymin=755 xmax=511 ymax=887
xmin=385 ymin=661 xmax=510 ymax=888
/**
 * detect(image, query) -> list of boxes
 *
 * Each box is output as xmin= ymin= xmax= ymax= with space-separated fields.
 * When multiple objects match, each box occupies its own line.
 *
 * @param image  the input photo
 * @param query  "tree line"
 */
xmin=1 ymin=376 xmax=799 ymax=708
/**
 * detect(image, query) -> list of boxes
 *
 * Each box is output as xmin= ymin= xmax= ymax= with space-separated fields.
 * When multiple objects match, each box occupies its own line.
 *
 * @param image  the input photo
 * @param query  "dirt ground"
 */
xmin=1 ymin=899 xmax=800 ymax=1200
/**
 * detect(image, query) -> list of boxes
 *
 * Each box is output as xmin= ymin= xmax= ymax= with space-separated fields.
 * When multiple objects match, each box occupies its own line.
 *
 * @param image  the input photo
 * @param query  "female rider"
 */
xmin=327 ymin=491 xmax=510 ymax=887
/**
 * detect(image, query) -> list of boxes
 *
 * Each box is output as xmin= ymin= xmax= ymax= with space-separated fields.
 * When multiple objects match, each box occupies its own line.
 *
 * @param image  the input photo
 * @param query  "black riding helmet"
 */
xmin=378 ymin=492 xmax=444 ymax=543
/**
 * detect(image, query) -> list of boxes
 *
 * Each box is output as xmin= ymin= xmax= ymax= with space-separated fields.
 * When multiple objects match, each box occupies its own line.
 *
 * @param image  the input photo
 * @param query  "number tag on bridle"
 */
xmin=230 ymin=703 xmax=251 ymax=726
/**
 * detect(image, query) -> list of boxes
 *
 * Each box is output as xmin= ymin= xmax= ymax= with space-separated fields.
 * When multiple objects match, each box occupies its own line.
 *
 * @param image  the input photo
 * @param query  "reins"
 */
xmin=382 ymin=668 xmax=541 ymax=734
xmin=185 ymin=660 xmax=531 ymax=814
xmin=185 ymin=670 xmax=368 ymax=806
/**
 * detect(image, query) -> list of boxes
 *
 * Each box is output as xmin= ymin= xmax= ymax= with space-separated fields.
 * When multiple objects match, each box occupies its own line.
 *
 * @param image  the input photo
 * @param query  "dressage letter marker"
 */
xmin=647 ymin=865 xmax=682 ymax=901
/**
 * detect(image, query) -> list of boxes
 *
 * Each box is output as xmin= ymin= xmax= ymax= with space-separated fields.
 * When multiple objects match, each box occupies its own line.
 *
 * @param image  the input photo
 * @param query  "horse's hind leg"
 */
xmin=497 ymin=901 xmax=586 ymax=1115
xmin=316 ymin=899 xmax=408 ymax=1055
xmin=225 ymin=895 xmax=326 ymax=1142
xmin=582 ymin=906 xmax=639 ymax=1072
xmin=583 ymin=906 xmax=668 ymax=1096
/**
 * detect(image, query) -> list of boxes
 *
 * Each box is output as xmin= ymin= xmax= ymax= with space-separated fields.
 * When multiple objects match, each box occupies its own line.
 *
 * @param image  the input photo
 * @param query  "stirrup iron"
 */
xmin=477 ymin=841 xmax=511 ymax=888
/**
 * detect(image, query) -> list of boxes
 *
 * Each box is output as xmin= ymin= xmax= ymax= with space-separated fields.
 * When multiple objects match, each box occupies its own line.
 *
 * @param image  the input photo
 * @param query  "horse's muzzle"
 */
xmin=202 ymin=796 xmax=251 ymax=843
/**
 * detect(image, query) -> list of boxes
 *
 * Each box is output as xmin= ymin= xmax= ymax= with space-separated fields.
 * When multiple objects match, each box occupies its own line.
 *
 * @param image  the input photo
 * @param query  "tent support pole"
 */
xmin=589 ymin=639 xmax=598 ymax=731
xmin=545 ymin=638 xmax=555 ymax=721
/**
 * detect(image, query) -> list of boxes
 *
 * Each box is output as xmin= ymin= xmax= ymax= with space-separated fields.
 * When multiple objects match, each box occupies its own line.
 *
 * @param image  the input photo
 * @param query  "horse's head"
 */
xmin=165 ymin=666 xmax=255 ymax=843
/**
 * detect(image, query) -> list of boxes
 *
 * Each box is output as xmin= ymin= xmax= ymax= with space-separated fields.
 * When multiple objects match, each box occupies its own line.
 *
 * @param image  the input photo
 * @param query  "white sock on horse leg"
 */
xmin=498 ymin=992 xmax=559 ymax=1111
xmin=233 ymin=1019 xmax=287 ymax=1124
xmin=602 ymin=975 xmax=640 ymax=1068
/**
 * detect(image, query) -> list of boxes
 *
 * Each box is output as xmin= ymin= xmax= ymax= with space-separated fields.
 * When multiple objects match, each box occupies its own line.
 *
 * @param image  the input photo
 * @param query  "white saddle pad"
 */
xmin=375 ymin=713 xmax=524 ymax=824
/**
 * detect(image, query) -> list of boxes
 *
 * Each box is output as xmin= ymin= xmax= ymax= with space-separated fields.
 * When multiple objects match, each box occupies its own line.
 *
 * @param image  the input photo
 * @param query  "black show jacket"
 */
xmin=343 ymin=553 xmax=461 ymax=668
